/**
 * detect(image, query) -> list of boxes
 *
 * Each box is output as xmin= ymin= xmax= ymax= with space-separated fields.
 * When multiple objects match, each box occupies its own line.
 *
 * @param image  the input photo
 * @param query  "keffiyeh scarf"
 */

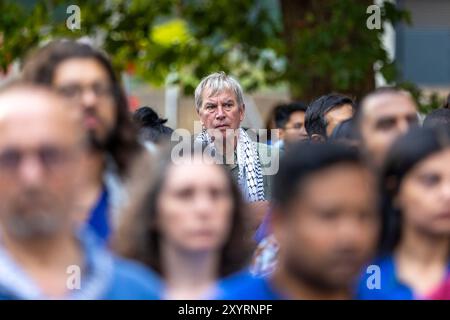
xmin=196 ymin=128 xmax=265 ymax=202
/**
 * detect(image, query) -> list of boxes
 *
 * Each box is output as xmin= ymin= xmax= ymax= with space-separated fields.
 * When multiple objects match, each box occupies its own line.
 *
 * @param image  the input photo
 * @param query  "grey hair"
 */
xmin=194 ymin=71 xmax=244 ymax=112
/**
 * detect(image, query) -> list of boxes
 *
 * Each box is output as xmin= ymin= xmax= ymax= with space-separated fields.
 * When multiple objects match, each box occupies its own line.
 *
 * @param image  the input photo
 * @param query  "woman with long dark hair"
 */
xmin=358 ymin=126 xmax=450 ymax=299
xmin=113 ymin=144 xmax=253 ymax=299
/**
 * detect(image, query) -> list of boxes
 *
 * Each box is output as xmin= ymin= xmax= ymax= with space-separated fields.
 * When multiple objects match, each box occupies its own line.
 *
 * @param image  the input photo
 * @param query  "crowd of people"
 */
xmin=0 ymin=39 xmax=449 ymax=300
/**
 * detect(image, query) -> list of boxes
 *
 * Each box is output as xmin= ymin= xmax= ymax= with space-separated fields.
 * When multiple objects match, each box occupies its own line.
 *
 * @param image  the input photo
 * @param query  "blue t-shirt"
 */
xmin=87 ymin=187 xmax=111 ymax=242
xmin=357 ymin=255 xmax=450 ymax=300
xmin=102 ymin=256 xmax=162 ymax=299
xmin=214 ymin=270 xmax=285 ymax=300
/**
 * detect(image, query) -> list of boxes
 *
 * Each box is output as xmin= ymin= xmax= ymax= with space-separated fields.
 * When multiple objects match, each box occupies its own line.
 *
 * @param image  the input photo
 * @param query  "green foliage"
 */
xmin=1 ymin=0 xmax=283 ymax=95
xmin=284 ymin=0 xmax=411 ymax=100
xmin=1 ymin=0 xmax=441 ymax=113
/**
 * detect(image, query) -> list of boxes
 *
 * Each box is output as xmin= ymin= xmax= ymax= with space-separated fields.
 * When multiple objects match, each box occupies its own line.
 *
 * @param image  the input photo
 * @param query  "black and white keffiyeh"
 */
xmin=196 ymin=128 xmax=265 ymax=202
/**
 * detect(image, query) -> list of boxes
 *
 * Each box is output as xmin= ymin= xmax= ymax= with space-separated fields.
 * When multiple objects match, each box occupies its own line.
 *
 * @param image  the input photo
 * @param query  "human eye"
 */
xmin=57 ymin=85 xmax=81 ymax=99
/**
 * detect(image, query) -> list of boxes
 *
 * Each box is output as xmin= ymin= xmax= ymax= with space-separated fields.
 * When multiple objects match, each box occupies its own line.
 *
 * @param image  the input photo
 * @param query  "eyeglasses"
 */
xmin=56 ymin=82 xmax=114 ymax=101
xmin=0 ymin=146 xmax=78 ymax=174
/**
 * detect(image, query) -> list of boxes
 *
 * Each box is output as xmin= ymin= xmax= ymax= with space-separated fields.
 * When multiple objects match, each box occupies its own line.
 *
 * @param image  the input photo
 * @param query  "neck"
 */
xmin=1 ymin=228 xmax=81 ymax=269
xmin=272 ymin=263 xmax=353 ymax=300
xmin=85 ymin=151 xmax=106 ymax=185
xmin=161 ymin=242 xmax=219 ymax=299
xmin=395 ymin=225 xmax=450 ymax=267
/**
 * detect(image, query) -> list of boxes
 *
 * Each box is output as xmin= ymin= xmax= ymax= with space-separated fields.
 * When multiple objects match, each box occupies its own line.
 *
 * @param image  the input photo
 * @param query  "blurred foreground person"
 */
xmin=357 ymin=87 xmax=419 ymax=170
xmin=423 ymin=108 xmax=450 ymax=129
xmin=304 ymin=94 xmax=355 ymax=142
xmin=358 ymin=127 xmax=450 ymax=299
xmin=218 ymin=143 xmax=380 ymax=299
xmin=114 ymin=145 xmax=252 ymax=299
xmin=0 ymin=84 xmax=160 ymax=299
xmin=330 ymin=118 xmax=360 ymax=148
xmin=22 ymin=40 xmax=144 ymax=242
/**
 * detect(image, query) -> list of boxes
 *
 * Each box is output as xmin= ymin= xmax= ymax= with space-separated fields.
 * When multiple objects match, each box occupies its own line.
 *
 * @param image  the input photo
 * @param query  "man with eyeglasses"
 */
xmin=22 ymin=40 xmax=145 ymax=242
xmin=0 ymin=83 xmax=160 ymax=299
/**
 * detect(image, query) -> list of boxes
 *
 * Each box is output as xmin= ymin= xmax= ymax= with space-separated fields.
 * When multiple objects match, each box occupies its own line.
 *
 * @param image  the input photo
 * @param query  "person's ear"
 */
xmin=278 ymin=128 xmax=285 ymax=141
xmin=311 ymin=134 xmax=325 ymax=143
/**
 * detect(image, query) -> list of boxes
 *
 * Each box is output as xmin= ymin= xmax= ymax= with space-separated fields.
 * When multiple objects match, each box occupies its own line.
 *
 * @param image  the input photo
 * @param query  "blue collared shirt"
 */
xmin=0 ymin=228 xmax=162 ymax=300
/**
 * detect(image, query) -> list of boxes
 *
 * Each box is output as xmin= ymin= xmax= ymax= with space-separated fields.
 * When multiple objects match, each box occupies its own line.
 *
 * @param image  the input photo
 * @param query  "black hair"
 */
xmin=133 ymin=106 xmax=174 ymax=144
xmin=305 ymin=94 xmax=355 ymax=138
xmin=423 ymin=108 xmax=450 ymax=129
xmin=274 ymin=101 xmax=308 ymax=129
xmin=379 ymin=126 xmax=450 ymax=253
xmin=273 ymin=142 xmax=365 ymax=209
xmin=330 ymin=118 xmax=360 ymax=144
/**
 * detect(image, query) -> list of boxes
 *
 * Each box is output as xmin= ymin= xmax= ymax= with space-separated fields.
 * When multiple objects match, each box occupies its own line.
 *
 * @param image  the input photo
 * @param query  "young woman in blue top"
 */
xmin=113 ymin=145 xmax=253 ymax=299
xmin=358 ymin=126 xmax=450 ymax=299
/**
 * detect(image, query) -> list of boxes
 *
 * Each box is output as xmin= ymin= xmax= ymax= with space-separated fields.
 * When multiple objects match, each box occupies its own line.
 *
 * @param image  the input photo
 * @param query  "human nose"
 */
xmin=80 ymin=87 xmax=99 ymax=108
xmin=215 ymin=106 xmax=226 ymax=120
xmin=18 ymin=154 xmax=45 ymax=187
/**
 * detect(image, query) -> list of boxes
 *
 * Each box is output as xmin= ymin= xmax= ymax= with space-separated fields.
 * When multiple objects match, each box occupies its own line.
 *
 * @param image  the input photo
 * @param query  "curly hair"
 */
xmin=21 ymin=39 xmax=142 ymax=178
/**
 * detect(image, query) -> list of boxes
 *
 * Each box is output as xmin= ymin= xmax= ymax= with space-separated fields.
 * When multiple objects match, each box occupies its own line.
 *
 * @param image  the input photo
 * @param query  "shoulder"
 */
xmin=105 ymin=256 xmax=163 ymax=299
xmin=356 ymin=255 xmax=413 ymax=300
xmin=215 ymin=270 xmax=277 ymax=300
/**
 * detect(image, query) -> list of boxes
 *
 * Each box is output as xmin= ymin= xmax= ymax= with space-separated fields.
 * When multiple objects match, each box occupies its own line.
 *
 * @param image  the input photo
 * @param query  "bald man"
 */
xmin=0 ymin=83 xmax=160 ymax=300
xmin=356 ymin=87 xmax=419 ymax=169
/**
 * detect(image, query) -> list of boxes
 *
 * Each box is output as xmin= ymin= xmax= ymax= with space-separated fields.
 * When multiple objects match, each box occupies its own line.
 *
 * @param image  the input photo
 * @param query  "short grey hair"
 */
xmin=194 ymin=71 xmax=244 ymax=112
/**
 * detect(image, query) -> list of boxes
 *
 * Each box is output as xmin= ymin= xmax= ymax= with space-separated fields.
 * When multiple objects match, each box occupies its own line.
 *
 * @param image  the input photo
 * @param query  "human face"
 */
xmin=53 ymin=58 xmax=117 ymax=148
xmin=0 ymin=89 xmax=85 ymax=240
xmin=156 ymin=157 xmax=234 ymax=253
xmin=197 ymin=88 xmax=244 ymax=142
xmin=360 ymin=94 xmax=418 ymax=167
xmin=280 ymin=111 xmax=308 ymax=144
xmin=325 ymin=104 xmax=354 ymax=137
xmin=274 ymin=164 xmax=379 ymax=290
xmin=396 ymin=148 xmax=450 ymax=236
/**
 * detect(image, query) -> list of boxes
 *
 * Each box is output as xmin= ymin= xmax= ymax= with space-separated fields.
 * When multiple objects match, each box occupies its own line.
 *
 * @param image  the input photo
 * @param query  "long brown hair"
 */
xmin=113 ymin=143 xmax=254 ymax=277
xmin=21 ymin=39 xmax=141 ymax=178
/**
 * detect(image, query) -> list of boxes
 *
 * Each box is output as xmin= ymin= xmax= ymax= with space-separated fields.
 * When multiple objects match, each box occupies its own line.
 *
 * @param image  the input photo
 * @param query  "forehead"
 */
xmin=292 ymin=164 xmax=373 ymax=204
xmin=0 ymin=91 xmax=81 ymax=147
xmin=362 ymin=93 xmax=417 ymax=121
xmin=288 ymin=111 xmax=305 ymax=122
xmin=165 ymin=159 xmax=228 ymax=186
xmin=53 ymin=58 xmax=110 ymax=85
xmin=409 ymin=148 xmax=450 ymax=175
xmin=326 ymin=104 xmax=353 ymax=116
xmin=202 ymin=88 xmax=237 ymax=103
